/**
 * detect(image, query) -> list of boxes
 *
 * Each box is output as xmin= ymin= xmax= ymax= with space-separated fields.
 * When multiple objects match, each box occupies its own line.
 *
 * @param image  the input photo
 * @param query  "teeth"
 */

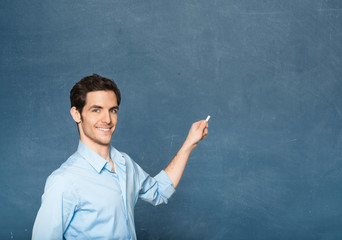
xmin=98 ymin=128 xmax=110 ymax=131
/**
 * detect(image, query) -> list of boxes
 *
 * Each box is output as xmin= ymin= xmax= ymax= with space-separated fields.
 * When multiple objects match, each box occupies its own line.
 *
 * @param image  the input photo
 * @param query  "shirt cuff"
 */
xmin=155 ymin=170 xmax=176 ymax=199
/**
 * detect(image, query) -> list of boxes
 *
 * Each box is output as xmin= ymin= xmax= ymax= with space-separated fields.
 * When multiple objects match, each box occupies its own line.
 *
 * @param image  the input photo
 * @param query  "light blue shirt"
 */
xmin=32 ymin=141 xmax=175 ymax=240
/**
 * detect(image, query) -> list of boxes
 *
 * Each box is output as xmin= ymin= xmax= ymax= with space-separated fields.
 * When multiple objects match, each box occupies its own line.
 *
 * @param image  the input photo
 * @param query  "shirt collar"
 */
xmin=77 ymin=140 xmax=126 ymax=173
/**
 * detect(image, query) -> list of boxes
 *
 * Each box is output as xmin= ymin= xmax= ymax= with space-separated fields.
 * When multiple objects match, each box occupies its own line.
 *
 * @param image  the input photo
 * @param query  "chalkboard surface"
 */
xmin=1 ymin=0 xmax=342 ymax=239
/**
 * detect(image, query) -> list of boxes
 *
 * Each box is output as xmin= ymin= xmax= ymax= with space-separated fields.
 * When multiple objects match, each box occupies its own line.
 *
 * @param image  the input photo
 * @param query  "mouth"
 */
xmin=96 ymin=127 xmax=112 ymax=132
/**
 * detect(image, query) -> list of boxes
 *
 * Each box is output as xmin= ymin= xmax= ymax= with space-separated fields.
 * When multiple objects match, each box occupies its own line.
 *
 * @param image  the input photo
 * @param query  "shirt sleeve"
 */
xmin=134 ymin=161 xmax=176 ymax=206
xmin=32 ymin=172 xmax=78 ymax=240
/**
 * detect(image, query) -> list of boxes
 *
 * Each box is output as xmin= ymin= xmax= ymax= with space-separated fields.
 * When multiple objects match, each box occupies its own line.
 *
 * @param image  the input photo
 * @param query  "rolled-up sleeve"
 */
xmin=135 ymin=163 xmax=176 ymax=206
xmin=153 ymin=170 xmax=176 ymax=200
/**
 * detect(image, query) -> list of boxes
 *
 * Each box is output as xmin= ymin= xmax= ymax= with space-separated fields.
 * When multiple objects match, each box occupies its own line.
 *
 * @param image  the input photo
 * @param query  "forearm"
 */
xmin=164 ymin=120 xmax=208 ymax=189
xmin=164 ymin=140 xmax=196 ymax=188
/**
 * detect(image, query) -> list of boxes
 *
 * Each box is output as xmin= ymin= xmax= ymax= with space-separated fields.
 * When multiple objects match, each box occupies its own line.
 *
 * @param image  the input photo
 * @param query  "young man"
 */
xmin=32 ymin=74 xmax=208 ymax=240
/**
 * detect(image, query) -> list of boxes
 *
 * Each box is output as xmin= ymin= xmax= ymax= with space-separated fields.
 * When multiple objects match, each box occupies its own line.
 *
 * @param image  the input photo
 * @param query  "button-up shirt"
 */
xmin=32 ymin=141 xmax=175 ymax=240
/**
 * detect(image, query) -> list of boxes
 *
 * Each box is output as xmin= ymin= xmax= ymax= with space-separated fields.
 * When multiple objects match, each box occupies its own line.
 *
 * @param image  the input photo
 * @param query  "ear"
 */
xmin=70 ymin=107 xmax=82 ymax=124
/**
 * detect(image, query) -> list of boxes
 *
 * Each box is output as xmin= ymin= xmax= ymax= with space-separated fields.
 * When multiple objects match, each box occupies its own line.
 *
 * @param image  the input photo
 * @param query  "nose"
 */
xmin=101 ymin=111 xmax=112 ymax=124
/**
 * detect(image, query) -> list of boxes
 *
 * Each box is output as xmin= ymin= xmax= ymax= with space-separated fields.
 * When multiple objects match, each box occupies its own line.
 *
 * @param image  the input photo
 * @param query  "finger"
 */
xmin=200 ymin=120 xmax=207 ymax=129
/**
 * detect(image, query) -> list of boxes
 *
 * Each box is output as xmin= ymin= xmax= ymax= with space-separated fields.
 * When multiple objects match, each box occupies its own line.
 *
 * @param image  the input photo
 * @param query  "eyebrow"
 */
xmin=88 ymin=105 xmax=119 ymax=110
xmin=88 ymin=105 xmax=103 ymax=110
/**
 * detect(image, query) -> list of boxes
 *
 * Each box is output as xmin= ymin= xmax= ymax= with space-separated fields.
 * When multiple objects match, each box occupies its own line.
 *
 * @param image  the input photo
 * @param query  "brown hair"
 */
xmin=70 ymin=74 xmax=121 ymax=113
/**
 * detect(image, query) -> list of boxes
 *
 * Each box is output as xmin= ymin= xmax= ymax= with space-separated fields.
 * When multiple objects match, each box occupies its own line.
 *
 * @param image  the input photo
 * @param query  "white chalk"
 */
xmin=205 ymin=115 xmax=211 ymax=122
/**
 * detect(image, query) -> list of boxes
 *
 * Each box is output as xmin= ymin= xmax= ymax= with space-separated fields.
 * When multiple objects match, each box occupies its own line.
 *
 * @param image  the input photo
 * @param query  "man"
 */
xmin=32 ymin=74 xmax=208 ymax=239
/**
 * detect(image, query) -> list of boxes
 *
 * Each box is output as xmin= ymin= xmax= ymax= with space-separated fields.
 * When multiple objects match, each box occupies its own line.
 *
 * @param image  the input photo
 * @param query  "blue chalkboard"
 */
xmin=1 ymin=0 xmax=342 ymax=239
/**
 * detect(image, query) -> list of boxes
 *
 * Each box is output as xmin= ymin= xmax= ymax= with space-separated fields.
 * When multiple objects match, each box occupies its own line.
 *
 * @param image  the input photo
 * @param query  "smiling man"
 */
xmin=32 ymin=74 xmax=208 ymax=240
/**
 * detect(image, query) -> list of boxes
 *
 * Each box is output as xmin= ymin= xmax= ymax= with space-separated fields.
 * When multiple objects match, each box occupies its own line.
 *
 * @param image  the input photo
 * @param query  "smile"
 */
xmin=97 ymin=127 xmax=112 ymax=132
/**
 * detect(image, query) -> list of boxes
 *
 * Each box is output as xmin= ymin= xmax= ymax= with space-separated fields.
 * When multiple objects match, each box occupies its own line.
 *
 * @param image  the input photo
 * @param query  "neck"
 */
xmin=80 ymin=139 xmax=111 ymax=162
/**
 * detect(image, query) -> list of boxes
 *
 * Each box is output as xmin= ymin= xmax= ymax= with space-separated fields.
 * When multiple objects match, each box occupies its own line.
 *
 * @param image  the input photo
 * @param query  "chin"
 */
xmin=97 ymin=139 xmax=111 ymax=145
xmin=98 ymin=138 xmax=112 ymax=146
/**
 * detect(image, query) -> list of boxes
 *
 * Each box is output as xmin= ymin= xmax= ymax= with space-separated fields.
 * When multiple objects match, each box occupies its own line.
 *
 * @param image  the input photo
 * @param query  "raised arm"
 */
xmin=164 ymin=119 xmax=209 ymax=188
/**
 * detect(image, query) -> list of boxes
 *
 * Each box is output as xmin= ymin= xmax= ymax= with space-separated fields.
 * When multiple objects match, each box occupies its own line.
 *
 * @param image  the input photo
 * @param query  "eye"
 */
xmin=92 ymin=109 xmax=100 ymax=113
xmin=110 ymin=109 xmax=118 ymax=113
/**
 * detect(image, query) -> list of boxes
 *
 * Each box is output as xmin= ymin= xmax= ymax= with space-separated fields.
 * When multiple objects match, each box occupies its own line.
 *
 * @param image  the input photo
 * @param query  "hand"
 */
xmin=184 ymin=120 xmax=209 ymax=150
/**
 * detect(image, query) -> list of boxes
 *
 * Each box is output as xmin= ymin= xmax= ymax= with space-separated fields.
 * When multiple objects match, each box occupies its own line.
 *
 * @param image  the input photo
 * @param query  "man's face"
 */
xmin=77 ymin=90 xmax=118 ymax=149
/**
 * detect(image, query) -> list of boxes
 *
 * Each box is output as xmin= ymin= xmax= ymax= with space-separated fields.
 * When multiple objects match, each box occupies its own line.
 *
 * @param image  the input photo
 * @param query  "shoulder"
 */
xmin=42 ymin=167 xmax=80 ymax=207
xmin=121 ymin=151 xmax=133 ymax=162
xmin=44 ymin=170 xmax=68 ymax=192
xmin=110 ymin=146 xmax=144 ymax=173
xmin=44 ymin=152 xmax=83 ymax=191
xmin=111 ymin=146 xmax=135 ymax=165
